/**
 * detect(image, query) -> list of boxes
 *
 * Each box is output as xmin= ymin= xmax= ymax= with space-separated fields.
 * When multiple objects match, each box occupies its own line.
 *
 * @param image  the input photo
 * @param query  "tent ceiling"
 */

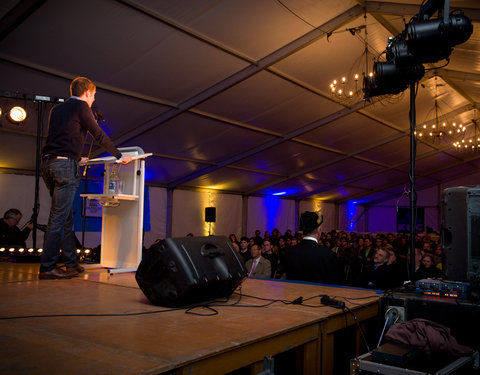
xmin=1 ymin=0 xmax=479 ymax=205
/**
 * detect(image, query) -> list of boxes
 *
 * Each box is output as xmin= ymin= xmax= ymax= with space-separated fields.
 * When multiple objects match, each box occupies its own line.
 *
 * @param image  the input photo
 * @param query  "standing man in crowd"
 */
xmin=39 ymin=77 xmax=132 ymax=280
xmin=0 ymin=208 xmax=33 ymax=248
xmin=285 ymin=211 xmax=344 ymax=284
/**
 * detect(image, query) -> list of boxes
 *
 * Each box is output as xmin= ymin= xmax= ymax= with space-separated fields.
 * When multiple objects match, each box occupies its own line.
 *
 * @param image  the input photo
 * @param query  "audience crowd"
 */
xmin=231 ymin=226 xmax=445 ymax=290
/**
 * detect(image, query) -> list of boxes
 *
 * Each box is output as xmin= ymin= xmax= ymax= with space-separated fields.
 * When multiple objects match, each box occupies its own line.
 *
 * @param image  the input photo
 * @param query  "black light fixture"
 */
xmin=363 ymin=0 xmax=473 ymax=99
xmin=364 ymin=62 xmax=425 ymax=98
xmin=387 ymin=13 xmax=473 ymax=65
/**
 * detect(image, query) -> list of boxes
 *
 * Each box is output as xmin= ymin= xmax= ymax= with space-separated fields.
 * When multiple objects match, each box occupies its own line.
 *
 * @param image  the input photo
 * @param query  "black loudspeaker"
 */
xmin=441 ymin=186 xmax=480 ymax=281
xmin=136 ymin=236 xmax=247 ymax=307
xmin=205 ymin=207 xmax=216 ymax=222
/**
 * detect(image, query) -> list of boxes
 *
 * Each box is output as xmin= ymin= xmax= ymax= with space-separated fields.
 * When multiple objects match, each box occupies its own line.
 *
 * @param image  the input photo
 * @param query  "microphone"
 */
xmin=320 ymin=295 xmax=345 ymax=309
xmin=94 ymin=109 xmax=104 ymax=123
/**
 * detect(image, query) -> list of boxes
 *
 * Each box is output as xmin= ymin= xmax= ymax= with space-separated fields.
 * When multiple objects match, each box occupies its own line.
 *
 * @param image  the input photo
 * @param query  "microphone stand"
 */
xmin=81 ymin=111 xmax=103 ymax=255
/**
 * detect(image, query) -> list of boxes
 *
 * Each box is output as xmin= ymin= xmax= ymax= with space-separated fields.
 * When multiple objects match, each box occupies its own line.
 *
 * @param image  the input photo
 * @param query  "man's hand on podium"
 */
xmin=119 ymin=154 xmax=133 ymax=164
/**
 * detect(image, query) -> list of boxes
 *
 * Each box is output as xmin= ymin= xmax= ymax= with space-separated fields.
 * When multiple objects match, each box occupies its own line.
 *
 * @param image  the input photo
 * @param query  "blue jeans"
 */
xmin=40 ymin=158 xmax=81 ymax=272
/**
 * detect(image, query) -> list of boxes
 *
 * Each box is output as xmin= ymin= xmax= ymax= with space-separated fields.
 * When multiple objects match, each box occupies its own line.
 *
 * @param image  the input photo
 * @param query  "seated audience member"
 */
xmin=433 ymin=243 xmax=444 ymax=271
xmin=253 ymin=229 xmax=263 ymax=245
xmin=358 ymin=237 xmax=375 ymax=266
xmin=415 ymin=253 xmax=443 ymax=280
xmin=396 ymin=235 xmax=409 ymax=260
xmin=238 ymin=236 xmax=251 ymax=263
xmin=361 ymin=248 xmax=391 ymax=290
xmin=422 ymin=241 xmax=434 ymax=254
xmin=245 ymin=244 xmax=271 ymax=278
xmin=261 ymin=239 xmax=278 ymax=278
xmin=386 ymin=248 xmax=407 ymax=288
xmin=229 ymin=233 xmax=240 ymax=248
xmin=0 ymin=208 xmax=33 ymax=248
xmin=284 ymin=211 xmax=344 ymax=285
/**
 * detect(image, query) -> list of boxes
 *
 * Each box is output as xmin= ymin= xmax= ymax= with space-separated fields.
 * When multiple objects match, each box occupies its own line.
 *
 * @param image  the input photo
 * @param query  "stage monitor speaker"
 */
xmin=441 ymin=185 xmax=480 ymax=281
xmin=136 ymin=236 xmax=247 ymax=307
xmin=205 ymin=207 xmax=216 ymax=223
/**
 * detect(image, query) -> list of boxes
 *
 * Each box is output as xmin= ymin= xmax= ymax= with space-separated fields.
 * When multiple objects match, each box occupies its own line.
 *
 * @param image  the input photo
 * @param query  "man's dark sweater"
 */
xmin=42 ymin=98 xmax=121 ymax=160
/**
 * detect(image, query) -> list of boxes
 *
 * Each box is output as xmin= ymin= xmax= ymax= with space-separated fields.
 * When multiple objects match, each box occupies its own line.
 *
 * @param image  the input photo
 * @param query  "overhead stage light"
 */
xmin=363 ymin=2 xmax=473 ymax=100
xmin=364 ymin=62 xmax=425 ymax=99
xmin=7 ymin=106 xmax=27 ymax=124
xmin=387 ymin=14 xmax=473 ymax=65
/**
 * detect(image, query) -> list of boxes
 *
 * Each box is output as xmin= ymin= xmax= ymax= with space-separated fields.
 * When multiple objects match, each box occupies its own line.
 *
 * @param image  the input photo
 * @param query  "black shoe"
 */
xmin=39 ymin=267 xmax=72 ymax=280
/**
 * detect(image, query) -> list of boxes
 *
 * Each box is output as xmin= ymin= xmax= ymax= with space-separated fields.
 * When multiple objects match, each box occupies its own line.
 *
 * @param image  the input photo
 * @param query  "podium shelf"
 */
xmin=80 ymin=193 xmax=138 ymax=201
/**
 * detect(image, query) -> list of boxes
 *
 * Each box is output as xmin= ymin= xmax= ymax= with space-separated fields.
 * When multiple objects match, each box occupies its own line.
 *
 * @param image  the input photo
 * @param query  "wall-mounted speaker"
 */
xmin=205 ymin=207 xmax=216 ymax=223
xmin=441 ymin=185 xmax=480 ymax=281
xmin=136 ymin=236 xmax=247 ymax=307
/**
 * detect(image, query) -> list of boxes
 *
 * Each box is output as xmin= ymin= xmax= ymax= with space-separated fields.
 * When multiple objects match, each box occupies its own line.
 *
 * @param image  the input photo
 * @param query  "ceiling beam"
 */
xmin=0 ymin=0 xmax=46 ymax=42
xmin=365 ymin=1 xmax=480 ymax=21
xmin=365 ymin=1 xmax=419 ymax=16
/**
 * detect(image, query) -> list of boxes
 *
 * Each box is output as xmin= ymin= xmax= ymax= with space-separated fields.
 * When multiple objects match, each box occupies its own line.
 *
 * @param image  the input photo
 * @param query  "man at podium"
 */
xmin=39 ymin=77 xmax=132 ymax=280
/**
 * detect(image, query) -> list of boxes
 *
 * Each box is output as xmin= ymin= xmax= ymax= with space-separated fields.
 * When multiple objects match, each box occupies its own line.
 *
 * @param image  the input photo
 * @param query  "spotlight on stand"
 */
xmin=364 ymin=62 xmax=425 ymax=98
xmin=7 ymin=106 xmax=27 ymax=124
xmin=387 ymin=13 xmax=473 ymax=65
xmin=363 ymin=0 xmax=473 ymax=100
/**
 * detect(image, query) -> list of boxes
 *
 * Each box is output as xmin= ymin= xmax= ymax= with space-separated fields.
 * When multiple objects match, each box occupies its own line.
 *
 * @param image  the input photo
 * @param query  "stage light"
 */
xmin=76 ymin=249 xmax=81 ymax=254
xmin=7 ymin=106 xmax=27 ymax=124
xmin=9 ymin=248 xmax=15 ymax=252
xmin=387 ymin=14 xmax=473 ymax=65
xmin=37 ymin=248 xmax=43 ymax=253
xmin=84 ymin=249 xmax=91 ymax=254
xmin=0 ymin=247 xmax=5 ymax=252
xmin=18 ymin=248 xmax=25 ymax=253
xmin=363 ymin=62 xmax=425 ymax=99
xmin=364 ymin=1 xmax=473 ymax=100
xmin=28 ymin=248 xmax=34 ymax=253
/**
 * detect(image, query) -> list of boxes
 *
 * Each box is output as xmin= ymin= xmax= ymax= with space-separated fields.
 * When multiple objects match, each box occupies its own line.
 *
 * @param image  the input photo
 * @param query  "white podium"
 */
xmin=80 ymin=146 xmax=151 ymax=273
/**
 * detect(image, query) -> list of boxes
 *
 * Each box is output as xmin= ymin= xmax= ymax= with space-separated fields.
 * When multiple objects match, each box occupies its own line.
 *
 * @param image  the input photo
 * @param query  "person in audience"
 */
xmin=396 ymin=234 xmax=407 ymax=256
xmin=358 ymin=237 xmax=375 ymax=266
xmin=284 ymin=211 xmax=344 ymax=284
xmin=245 ymin=244 xmax=271 ymax=278
xmin=229 ymin=233 xmax=240 ymax=248
xmin=0 ymin=208 xmax=33 ymax=248
xmin=386 ymin=248 xmax=407 ymax=288
xmin=261 ymin=239 xmax=278 ymax=278
xmin=433 ymin=243 xmax=444 ymax=271
xmin=253 ymin=229 xmax=263 ymax=245
xmin=361 ymin=248 xmax=391 ymax=289
xmin=375 ymin=235 xmax=385 ymax=250
xmin=291 ymin=237 xmax=298 ymax=247
xmin=422 ymin=241 xmax=433 ymax=254
xmin=270 ymin=228 xmax=281 ymax=247
xmin=415 ymin=253 xmax=443 ymax=280
xmin=238 ymin=236 xmax=251 ymax=263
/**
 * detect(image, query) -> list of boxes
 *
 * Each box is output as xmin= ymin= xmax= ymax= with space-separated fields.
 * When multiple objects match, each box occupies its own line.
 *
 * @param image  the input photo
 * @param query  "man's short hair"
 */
xmin=70 ymin=77 xmax=96 ymax=97
xmin=3 ymin=208 xmax=22 ymax=220
xmin=240 ymin=236 xmax=249 ymax=243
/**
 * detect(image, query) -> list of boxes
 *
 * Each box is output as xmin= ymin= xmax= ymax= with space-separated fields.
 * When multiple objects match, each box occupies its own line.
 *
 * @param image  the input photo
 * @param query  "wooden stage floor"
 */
xmin=0 ymin=261 xmax=380 ymax=375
